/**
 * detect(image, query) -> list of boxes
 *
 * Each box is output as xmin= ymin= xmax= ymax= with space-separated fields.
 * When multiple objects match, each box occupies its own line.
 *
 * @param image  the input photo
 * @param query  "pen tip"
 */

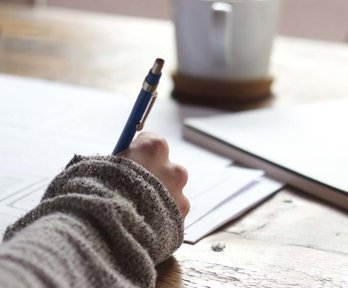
xmin=151 ymin=58 xmax=165 ymax=75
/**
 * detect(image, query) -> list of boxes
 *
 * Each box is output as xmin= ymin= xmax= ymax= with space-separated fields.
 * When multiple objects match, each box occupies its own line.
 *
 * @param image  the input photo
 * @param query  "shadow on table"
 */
xmin=156 ymin=256 xmax=182 ymax=288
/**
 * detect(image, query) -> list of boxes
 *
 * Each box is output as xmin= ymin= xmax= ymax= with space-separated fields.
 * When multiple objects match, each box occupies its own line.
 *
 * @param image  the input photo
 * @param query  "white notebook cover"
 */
xmin=184 ymin=99 xmax=348 ymax=210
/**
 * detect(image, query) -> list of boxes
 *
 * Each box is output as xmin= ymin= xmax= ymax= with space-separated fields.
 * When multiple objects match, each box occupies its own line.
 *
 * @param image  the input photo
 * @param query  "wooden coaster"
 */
xmin=172 ymin=72 xmax=273 ymax=108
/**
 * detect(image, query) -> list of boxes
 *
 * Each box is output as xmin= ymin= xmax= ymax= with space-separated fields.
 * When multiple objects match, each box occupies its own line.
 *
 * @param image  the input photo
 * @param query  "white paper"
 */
xmin=185 ymin=167 xmax=263 ymax=228
xmin=184 ymin=176 xmax=284 ymax=243
xmin=0 ymin=176 xmax=49 ymax=236
xmin=0 ymin=74 xmax=282 ymax=241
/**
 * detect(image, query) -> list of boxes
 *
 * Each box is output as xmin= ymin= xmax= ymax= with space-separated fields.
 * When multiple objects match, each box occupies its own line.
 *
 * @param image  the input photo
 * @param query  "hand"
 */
xmin=119 ymin=132 xmax=190 ymax=218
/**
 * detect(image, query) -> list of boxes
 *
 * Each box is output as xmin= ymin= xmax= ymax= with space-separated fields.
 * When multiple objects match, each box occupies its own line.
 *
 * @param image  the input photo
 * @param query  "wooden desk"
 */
xmin=1 ymin=4 xmax=347 ymax=287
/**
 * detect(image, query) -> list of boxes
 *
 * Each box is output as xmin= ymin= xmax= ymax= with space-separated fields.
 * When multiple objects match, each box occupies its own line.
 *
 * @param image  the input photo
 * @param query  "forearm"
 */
xmin=0 ymin=156 xmax=184 ymax=288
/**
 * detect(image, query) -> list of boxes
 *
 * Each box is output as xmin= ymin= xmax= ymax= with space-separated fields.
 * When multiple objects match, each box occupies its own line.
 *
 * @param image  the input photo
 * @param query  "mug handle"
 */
xmin=211 ymin=2 xmax=233 ymax=65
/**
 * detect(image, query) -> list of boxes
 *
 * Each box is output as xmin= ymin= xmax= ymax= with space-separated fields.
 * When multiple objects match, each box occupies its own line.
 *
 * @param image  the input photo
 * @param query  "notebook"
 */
xmin=184 ymin=99 xmax=348 ymax=210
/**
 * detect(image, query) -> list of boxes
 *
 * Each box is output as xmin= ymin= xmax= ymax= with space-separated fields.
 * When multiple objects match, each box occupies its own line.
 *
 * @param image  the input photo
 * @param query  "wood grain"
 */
xmin=0 ymin=4 xmax=347 ymax=287
xmin=0 ymin=3 xmax=176 ymax=99
xmin=156 ymin=189 xmax=348 ymax=287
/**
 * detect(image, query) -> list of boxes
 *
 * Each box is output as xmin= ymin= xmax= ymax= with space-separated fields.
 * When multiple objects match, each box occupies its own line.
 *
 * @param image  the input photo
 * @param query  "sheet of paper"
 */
xmin=0 ymin=74 xmax=230 ymax=178
xmin=185 ymin=167 xmax=263 ymax=228
xmin=0 ymin=74 xmax=281 ymax=241
xmin=184 ymin=177 xmax=284 ymax=243
xmin=0 ymin=176 xmax=49 ymax=235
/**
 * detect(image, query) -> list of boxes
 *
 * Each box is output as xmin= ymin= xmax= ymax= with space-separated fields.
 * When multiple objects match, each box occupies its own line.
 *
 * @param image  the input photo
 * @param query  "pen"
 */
xmin=112 ymin=58 xmax=165 ymax=155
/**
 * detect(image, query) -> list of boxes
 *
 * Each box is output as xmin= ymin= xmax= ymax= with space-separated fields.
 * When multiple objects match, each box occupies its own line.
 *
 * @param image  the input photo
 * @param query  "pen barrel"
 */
xmin=112 ymin=89 xmax=153 ymax=155
xmin=112 ymin=58 xmax=164 ymax=155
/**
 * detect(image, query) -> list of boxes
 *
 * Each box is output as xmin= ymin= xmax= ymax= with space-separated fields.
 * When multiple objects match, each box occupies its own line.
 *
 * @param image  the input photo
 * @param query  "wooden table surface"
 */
xmin=1 ymin=4 xmax=347 ymax=287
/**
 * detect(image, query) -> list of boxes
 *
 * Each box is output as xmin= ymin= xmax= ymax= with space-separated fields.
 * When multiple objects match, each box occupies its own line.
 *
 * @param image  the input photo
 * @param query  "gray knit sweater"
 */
xmin=0 ymin=155 xmax=184 ymax=288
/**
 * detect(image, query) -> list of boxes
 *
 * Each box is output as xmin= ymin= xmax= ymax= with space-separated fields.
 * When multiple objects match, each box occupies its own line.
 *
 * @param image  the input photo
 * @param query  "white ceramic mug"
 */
xmin=171 ymin=0 xmax=280 ymax=80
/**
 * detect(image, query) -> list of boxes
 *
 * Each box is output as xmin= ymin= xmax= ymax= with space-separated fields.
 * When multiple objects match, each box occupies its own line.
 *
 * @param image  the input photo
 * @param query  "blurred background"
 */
xmin=2 ymin=0 xmax=348 ymax=43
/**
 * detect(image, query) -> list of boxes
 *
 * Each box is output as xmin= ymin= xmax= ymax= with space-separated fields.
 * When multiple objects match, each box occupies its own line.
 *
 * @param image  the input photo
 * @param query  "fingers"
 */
xmin=134 ymin=132 xmax=169 ymax=158
xmin=119 ymin=132 xmax=190 ymax=218
xmin=178 ymin=195 xmax=190 ymax=218
xmin=159 ymin=163 xmax=188 ymax=194
xmin=157 ymin=162 xmax=189 ymax=217
xmin=123 ymin=132 xmax=169 ymax=167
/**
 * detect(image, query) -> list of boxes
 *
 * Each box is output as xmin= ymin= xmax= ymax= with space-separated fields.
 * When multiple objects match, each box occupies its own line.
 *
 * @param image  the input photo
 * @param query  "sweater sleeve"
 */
xmin=0 ymin=155 xmax=184 ymax=288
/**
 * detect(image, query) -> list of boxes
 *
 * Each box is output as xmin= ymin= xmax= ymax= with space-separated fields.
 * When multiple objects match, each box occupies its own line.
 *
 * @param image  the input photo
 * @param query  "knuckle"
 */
xmin=152 ymin=136 xmax=168 ymax=151
xmin=180 ymin=196 xmax=190 ymax=217
xmin=172 ymin=164 xmax=188 ymax=187
xmin=151 ymin=137 xmax=169 ymax=157
xmin=141 ymin=136 xmax=169 ymax=157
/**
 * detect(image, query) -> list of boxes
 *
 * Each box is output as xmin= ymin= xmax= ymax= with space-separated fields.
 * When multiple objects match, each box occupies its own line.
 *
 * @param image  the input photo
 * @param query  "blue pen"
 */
xmin=112 ymin=58 xmax=165 ymax=155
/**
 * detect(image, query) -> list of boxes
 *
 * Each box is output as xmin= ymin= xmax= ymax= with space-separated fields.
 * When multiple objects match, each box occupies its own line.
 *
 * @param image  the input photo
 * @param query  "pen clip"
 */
xmin=136 ymin=91 xmax=158 ymax=131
